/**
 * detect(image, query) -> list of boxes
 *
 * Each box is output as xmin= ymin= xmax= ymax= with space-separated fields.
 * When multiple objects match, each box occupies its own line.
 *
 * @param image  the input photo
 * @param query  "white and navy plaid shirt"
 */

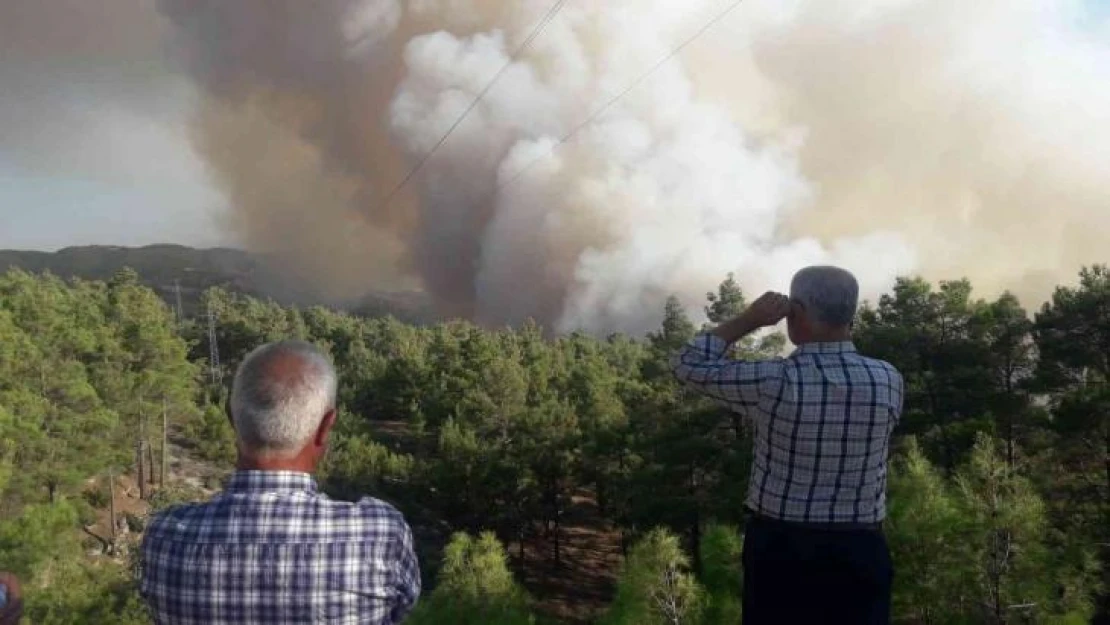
xmin=672 ymin=334 xmax=903 ymax=525
xmin=140 ymin=471 xmax=421 ymax=624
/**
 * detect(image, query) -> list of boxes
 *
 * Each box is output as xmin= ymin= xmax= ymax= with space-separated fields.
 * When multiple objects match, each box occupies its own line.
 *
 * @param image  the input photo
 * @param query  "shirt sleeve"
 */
xmin=389 ymin=519 xmax=422 ymax=623
xmin=670 ymin=333 xmax=785 ymax=411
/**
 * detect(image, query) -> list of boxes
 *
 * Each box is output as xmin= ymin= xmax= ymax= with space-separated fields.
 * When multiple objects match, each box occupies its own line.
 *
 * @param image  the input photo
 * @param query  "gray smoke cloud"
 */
xmin=0 ymin=0 xmax=220 ymax=247
xmin=6 ymin=1 xmax=1109 ymax=333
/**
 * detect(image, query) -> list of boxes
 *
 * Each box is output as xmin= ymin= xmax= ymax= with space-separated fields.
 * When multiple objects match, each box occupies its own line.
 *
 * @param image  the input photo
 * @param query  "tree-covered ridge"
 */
xmin=0 ymin=266 xmax=1106 ymax=623
xmin=0 ymin=244 xmax=432 ymax=322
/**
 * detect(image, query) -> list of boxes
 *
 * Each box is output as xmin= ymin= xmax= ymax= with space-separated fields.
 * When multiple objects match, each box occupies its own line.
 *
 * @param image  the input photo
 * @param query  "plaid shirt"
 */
xmin=140 ymin=471 xmax=421 ymax=624
xmin=672 ymin=334 xmax=903 ymax=524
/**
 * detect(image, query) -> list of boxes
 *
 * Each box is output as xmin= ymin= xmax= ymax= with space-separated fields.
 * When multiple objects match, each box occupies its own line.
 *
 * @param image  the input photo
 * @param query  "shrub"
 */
xmin=123 ymin=513 xmax=144 ymax=534
xmin=82 ymin=484 xmax=110 ymax=509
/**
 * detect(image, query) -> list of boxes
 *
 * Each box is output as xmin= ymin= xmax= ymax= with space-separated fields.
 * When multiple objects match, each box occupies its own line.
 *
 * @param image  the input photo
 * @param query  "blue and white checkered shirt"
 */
xmin=672 ymin=334 xmax=903 ymax=524
xmin=140 ymin=471 xmax=421 ymax=624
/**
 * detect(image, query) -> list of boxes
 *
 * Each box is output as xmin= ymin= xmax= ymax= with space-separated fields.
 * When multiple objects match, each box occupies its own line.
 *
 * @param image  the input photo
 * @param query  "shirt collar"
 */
xmin=791 ymin=341 xmax=858 ymax=356
xmin=224 ymin=470 xmax=319 ymax=494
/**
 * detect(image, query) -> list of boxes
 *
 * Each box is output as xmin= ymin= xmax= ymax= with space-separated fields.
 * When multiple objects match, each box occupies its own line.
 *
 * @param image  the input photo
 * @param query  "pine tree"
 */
xmin=601 ymin=528 xmax=704 ymax=625
xmin=954 ymin=434 xmax=1095 ymax=623
xmin=1034 ymin=265 xmax=1110 ymax=616
xmin=886 ymin=437 xmax=976 ymax=622
xmin=406 ymin=532 xmax=538 ymax=625
xmin=979 ymin=293 xmax=1036 ymax=467
xmin=698 ymin=524 xmax=743 ymax=625
xmin=855 ymin=277 xmax=998 ymax=470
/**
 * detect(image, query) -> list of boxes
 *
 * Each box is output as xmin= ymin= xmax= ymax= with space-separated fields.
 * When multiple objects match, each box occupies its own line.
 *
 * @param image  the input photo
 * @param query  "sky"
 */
xmin=0 ymin=153 xmax=225 ymax=251
xmin=0 ymin=118 xmax=224 ymax=249
xmin=0 ymin=0 xmax=224 ymax=250
xmin=0 ymin=163 xmax=221 ymax=250
xmin=0 ymin=0 xmax=1107 ymax=263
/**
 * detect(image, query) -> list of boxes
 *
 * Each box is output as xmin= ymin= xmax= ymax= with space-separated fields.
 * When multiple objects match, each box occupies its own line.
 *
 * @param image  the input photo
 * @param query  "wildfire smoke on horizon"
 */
xmin=4 ymin=0 xmax=1108 ymax=334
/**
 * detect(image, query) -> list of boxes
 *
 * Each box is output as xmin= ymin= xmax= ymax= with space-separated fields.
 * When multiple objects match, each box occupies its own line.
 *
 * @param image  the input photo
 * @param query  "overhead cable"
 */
xmin=375 ymin=0 xmax=568 ymax=211
xmin=497 ymin=0 xmax=746 ymax=192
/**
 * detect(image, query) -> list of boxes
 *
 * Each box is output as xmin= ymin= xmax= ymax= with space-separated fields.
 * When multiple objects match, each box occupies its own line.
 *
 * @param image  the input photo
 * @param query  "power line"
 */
xmin=375 ymin=0 xmax=568 ymax=212
xmin=497 ymin=0 xmax=746 ymax=192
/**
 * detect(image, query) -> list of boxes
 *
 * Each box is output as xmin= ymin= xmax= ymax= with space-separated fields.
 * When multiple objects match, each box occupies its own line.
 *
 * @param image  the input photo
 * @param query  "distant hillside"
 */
xmin=0 ymin=244 xmax=433 ymax=322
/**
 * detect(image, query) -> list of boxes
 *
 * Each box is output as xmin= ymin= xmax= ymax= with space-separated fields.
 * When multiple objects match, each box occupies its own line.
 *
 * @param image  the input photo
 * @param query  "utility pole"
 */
xmin=207 ymin=298 xmax=222 ymax=387
xmin=161 ymin=395 xmax=169 ymax=488
xmin=108 ymin=470 xmax=117 ymax=547
xmin=173 ymin=280 xmax=185 ymax=327
xmin=135 ymin=438 xmax=146 ymax=501
xmin=137 ymin=394 xmax=148 ymax=501
xmin=147 ymin=439 xmax=156 ymax=489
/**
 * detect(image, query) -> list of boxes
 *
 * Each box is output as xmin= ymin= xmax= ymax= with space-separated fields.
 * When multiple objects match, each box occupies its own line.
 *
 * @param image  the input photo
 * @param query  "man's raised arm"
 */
xmin=669 ymin=292 xmax=791 ymax=410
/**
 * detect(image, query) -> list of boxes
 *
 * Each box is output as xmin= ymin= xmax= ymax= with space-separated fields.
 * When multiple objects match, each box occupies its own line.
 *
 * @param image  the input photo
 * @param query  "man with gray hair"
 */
xmin=671 ymin=266 xmax=903 ymax=625
xmin=141 ymin=340 xmax=421 ymax=624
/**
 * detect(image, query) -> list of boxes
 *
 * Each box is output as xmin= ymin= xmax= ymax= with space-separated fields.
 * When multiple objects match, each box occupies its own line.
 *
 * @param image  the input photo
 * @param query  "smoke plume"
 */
xmin=158 ymin=0 xmax=1109 ymax=333
xmin=10 ymin=1 xmax=1108 ymax=334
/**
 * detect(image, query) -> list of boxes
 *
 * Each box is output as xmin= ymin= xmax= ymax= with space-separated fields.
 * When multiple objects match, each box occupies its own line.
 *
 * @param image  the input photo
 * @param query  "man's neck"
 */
xmin=798 ymin=328 xmax=852 ymax=345
xmin=236 ymin=454 xmax=315 ymax=474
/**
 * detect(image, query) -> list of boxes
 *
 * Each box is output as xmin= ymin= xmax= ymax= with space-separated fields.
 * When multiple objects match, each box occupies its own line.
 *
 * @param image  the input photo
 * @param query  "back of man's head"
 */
xmin=230 ymin=340 xmax=338 ymax=459
xmin=790 ymin=266 xmax=860 ymax=328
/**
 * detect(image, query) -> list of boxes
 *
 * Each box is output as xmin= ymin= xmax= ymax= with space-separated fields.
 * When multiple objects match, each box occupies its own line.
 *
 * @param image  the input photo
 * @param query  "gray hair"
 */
xmin=790 ymin=266 xmax=860 ymax=327
xmin=230 ymin=340 xmax=338 ymax=458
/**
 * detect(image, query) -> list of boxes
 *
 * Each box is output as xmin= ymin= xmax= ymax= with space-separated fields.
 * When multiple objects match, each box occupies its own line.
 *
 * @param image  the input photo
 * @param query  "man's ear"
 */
xmin=314 ymin=409 xmax=337 ymax=448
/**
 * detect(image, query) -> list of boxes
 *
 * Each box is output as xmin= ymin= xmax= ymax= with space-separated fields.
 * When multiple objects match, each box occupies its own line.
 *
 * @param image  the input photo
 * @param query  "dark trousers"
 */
xmin=742 ymin=514 xmax=893 ymax=625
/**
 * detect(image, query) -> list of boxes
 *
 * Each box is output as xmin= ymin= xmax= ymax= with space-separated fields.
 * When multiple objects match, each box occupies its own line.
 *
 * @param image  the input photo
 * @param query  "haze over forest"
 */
xmin=2 ymin=0 xmax=1108 ymax=335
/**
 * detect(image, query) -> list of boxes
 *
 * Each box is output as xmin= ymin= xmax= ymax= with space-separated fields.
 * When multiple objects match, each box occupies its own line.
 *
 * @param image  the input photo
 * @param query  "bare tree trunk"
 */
xmin=1006 ymin=418 xmax=1015 ymax=469
xmin=108 ymin=470 xmax=117 ymax=545
xmin=161 ymin=396 xmax=169 ymax=487
xmin=137 ymin=393 xmax=147 ymax=500
xmin=1004 ymin=367 xmax=1016 ymax=469
xmin=553 ymin=517 xmax=561 ymax=565
xmin=515 ymin=518 xmax=526 ymax=564
xmin=136 ymin=439 xmax=147 ymax=501
xmin=689 ymin=463 xmax=703 ymax=576
xmin=1103 ymin=432 xmax=1110 ymax=533
xmin=147 ymin=440 xmax=156 ymax=488
xmin=691 ymin=509 xmax=703 ymax=577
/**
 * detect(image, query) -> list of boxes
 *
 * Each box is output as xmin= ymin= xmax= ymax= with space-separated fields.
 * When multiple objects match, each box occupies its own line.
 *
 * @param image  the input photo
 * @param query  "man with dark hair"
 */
xmin=141 ymin=341 xmax=421 ymax=624
xmin=671 ymin=266 xmax=903 ymax=625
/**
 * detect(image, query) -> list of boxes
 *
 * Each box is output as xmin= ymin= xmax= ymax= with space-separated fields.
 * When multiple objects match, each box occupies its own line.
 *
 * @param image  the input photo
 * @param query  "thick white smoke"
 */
xmin=389 ymin=1 xmax=921 ymax=333
xmin=8 ymin=0 xmax=1107 ymax=334
xmin=391 ymin=0 xmax=1109 ymax=333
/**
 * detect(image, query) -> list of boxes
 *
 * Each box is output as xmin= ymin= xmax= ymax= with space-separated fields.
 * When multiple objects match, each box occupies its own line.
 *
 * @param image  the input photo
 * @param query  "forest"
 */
xmin=0 ymin=265 xmax=1106 ymax=624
